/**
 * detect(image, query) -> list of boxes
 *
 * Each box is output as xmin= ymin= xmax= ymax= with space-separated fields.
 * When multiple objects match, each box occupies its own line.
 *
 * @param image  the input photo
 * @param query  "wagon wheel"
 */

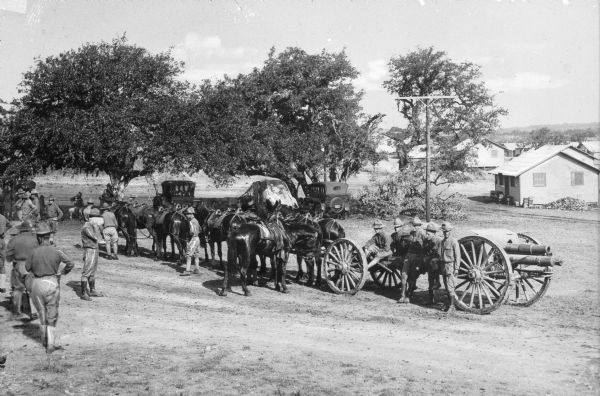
xmin=506 ymin=233 xmax=552 ymax=307
xmin=454 ymin=236 xmax=512 ymax=314
xmin=323 ymin=238 xmax=367 ymax=295
xmin=369 ymin=261 xmax=402 ymax=288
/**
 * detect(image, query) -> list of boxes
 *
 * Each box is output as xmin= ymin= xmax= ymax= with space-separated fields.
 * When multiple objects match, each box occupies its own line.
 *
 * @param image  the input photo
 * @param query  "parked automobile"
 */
xmin=303 ymin=181 xmax=351 ymax=219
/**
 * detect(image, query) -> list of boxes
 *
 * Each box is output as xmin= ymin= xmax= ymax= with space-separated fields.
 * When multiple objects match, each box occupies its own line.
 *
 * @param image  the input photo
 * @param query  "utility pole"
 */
xmin=396 ymin=95 xmax=456 ymax=222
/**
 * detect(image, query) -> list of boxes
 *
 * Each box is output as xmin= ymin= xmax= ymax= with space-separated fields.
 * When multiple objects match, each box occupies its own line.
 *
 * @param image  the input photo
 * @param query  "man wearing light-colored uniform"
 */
xmin=26 ymin=222 xmax=74 ymax=353
xmin=100 ymin=203 xmax=119 ymax=260
xmin=80 ymin=209 xmax=104 ymax=300
xmin=45 ymin=196 xmax=63 ymax=245
xmin=181 ymin=207 xmax=202 ymax=276
xmin=438 ymin=222 xmax=460 ymax=313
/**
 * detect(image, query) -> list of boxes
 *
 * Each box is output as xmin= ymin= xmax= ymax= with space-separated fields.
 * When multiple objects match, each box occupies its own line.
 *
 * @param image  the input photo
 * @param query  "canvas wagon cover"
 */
xmin=240 ymin=179 xmax=298 ymax=209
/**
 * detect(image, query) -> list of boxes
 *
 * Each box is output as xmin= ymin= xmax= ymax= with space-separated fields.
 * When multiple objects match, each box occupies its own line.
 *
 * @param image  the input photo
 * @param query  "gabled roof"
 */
xmin=502 ymin=142 xmax=519 ymax=151
xmin=578 ymin=140 xmax=600 ymax=153
xmin=491 ymin=145 xmax=599 ymax=176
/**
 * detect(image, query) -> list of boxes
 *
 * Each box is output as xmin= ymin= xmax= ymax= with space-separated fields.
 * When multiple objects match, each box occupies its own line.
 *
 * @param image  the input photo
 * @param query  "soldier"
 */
xmin=26 ymin=223 xmax=75 ymax=353
xmin=45 ymin=196 xmax=63 ymax=245
xmin=100 ymin=203 xmax=119 ymax=260
xmin=181 ymin=207 xmax=202 ymax=276
xmin=362 ymin=220 xmax=392 ymax=263
xmin=18 ymin=191 xmax=39 ymax=224
xmin=438 ymin=222 xmax=460 ymax=313
xmin=82 ymin=199 xmax=94 ymax=221
xmin=390 ymin=218 xmax=410 ymax=260
xmin=6 ymin=220 xmax=39 ymax=320
xmin=127 ymin=195 xmax=138 ymax=207
xmin=30 ymin=189 xmax=41 ymax=221
xmin=80 ymin=209 xmax=104 ymax=300
xmin=398 ymin=216 xmax=426 ymax=304
xmin=0 ymin=211 xmax=7 ymax=293
xmin=421 ymin=222 xmax=442 ymax=304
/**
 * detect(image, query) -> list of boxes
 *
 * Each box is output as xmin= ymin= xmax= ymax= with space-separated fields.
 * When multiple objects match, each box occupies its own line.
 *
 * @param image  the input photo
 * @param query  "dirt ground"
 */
xmin=1 ymin=181 xmax=599 ymax=395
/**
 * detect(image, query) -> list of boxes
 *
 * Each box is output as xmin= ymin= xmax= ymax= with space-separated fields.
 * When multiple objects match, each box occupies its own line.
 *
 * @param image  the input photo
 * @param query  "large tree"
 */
xmin=383 ymin=47 xmax=507 ymax=186
xmin=7 ymin=36 xmax=196 ymax=198
xmin=211 ymin=47 xmax=384 ymax=196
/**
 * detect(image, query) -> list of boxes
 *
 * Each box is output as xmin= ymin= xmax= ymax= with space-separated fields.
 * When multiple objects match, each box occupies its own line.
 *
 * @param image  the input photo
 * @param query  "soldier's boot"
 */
xmin=193 ymin=258 xmax=200 ymax=274
xmin=433 ymin=274 xmax=442 ymax=290
xmin=112 ymin=243 xmax=119 ymax=260
xmin=46 ymin=326 xmax=62 ymax=353
xmin=12 ymin=291 xmax=28 ymax=319
xmin=29 ymin=297 xmax=38 ymax=320
xmin=443 ymin=294 xmax=456 ymax=313
xmin=105 ymin=243 xmax=112 ymax=259
xmin=40 ymin=324 xmax=48 ymax=347
xmin=181 ymin=257 xmax=192 ymax=276
xmin=88 ymin=279 xmax=104 ymax=297
xmin=397 ymin=277 xmax=410 ymax=304
xmin=80 ymin=281 xmax=92 ymax=301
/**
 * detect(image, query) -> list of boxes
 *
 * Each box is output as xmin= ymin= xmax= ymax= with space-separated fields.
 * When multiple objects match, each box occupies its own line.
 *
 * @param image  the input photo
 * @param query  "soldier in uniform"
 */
xmin=18 ymin=191 xmax=39 ymax=224
xmin=181 ymin=207 xmax=202 ymax=276
xmin=45 ymin=196 xmax=63 ymax=245
xmin=26 ymin=223 xmax=75 ymax=353
xmin=30 ymin=189 xmax=41 ymax=221
xmin=82 ymin=199 xmax=94 ymax=221
xmin=438 ymin=222 xmax=460 ymax=313
xmin=80 ymin=209 xmax=104 ymax=300
xmin=390 ymin=218 xmax=410 ymax=262
xmin=421 ymin=222 xmax=442 ymax=304
xmin=398 ymin=216 xmax=426 ymax=304
xmin=6 ymin=220 xmax=38 ymax=320
xmin=362 ymin=220 xmax=392 ymax=263
xmin=100 ymin=203 xmax=119 ymax=260
xmin=127 ymin=195 xmax=138 ymax=207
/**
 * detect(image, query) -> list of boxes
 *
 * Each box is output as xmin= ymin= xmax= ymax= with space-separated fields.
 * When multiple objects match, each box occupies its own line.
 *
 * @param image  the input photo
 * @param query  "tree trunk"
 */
xmin=108 ymin=172 xmax=132 ymax=202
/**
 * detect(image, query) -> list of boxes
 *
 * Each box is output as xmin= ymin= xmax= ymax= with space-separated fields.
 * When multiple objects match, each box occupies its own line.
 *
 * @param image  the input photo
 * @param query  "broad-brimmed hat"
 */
xmin=372 ymin=219 xmax=383 ymax=229
xmin=184 ymin=207 xmax=195 ymax=215
xmin=48 ymin=196 xmax=55 ymax=201
xmin=16 ymin=188 xmax=25 ymax=196
xmin=411 ymin=216 xmax=422 ymax=226
xmin=89 ymin=208 xmax=102 ymax=217
xmin=87 ymin=199 xmax=94 ymax=204
xmin=129 ymin=195 xmax=136 ymax=199
xmin=100 ymin=202 xmax=111 ymax=210
xmin=426 ymin=222 xmax=439 ymax=232
xmin=35 ymin=222 xmax=52 ymax=235
xmin=393 ymin=218 xmax=403 ymax=228
xmin=19 ymin=220 xmax=34 ymax=232
xmin=441 ymin=222 xmax=453 ymax=232
xmin=30 ymin=189 xmax=38 ymax=195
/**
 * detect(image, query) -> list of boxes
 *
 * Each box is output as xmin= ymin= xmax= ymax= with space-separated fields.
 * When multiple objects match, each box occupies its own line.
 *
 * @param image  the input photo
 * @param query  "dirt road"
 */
xmin=1 ymin=200 xmax=599 ymax=395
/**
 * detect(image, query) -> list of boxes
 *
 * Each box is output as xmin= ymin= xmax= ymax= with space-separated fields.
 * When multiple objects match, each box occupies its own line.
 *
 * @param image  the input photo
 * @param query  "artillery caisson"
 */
xmin=321 ymin=228 xmax=560 ymax=314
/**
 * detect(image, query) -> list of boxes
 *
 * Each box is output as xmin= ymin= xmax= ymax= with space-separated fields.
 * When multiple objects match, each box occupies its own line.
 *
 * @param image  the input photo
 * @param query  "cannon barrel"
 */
xmin=504 ymin=243 xmax=550 ymax=255
xmin=508 ymin=254 xmax=555 ymax=266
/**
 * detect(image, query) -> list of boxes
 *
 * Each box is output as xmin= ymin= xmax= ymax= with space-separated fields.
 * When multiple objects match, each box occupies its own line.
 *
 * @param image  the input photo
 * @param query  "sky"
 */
xmin=0 ymin=0 xmax=598 ymax=130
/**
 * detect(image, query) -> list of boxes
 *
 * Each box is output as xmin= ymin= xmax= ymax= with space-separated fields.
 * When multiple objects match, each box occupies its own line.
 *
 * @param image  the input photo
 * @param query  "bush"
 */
xmin=544 ymin=197 xmax=588 ymax=211
xmin=356 ymin=170 xmax=468 ymax=220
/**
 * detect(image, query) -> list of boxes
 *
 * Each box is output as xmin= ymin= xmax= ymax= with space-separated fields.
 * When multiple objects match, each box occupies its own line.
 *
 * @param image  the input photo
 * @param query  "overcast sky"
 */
xmin=0 ymin=0 xmax=598 ymax=129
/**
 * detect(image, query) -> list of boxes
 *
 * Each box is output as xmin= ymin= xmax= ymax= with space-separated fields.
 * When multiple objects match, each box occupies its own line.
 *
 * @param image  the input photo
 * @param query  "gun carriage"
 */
xmin=321 ymin=228 xmax=560 ymax=314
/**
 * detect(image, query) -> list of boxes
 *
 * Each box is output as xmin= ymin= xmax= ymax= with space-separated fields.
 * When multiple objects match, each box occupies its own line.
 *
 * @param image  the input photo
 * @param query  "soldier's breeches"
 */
xmin=103 ymin=227 xmax=118 ymax=244
xmin=49 ymin=219 xmax=59 ymax=234
xmin=11 ymin=261 xmax=27 ymax=292
xmin=31 ymin=276 xmax=60 ymax=326
xmin=81 ymin=248 xmax=99 ymax=281
xmin=443 ymin=262 xmax=457 ymax=298
xmin=185 ymin=236 xmax=201 ymax=259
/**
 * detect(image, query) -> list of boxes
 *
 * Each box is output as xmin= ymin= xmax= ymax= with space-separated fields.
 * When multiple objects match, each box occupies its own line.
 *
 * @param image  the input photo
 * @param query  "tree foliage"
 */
xmin=383 ymin=47 xmax=507 ymax=186
xmin=6 ymin=36 xmax=194 ymax=197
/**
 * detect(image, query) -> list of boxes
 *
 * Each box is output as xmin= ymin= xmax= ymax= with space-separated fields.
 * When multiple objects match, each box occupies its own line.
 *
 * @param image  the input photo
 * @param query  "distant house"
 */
xmin=491 ymin=145 xmax=599 ymax=205
xmin=454 ymin=138 xmax=506 ymax=169
xmin=577 ymin=140 xmax=600 ymax=165
xmin=502 ymin=142 xmax=528 ymax=159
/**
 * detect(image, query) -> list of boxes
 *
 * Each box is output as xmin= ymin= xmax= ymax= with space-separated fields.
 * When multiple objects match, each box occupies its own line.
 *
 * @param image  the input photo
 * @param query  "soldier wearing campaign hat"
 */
xmin=438 ymin=222 xmax=460 ymax=313
xmin=362 ymin=219 xmax=392 ymax=263
xmin=398 ymin=216 xmax=426 ymax=304
xmin=45 ymin=196 xmax=63 ymax=245
xmin=27 ymin=222 xmax=75 ymax=353
xmin=6 ymin=220 xmax=39 ymax=320
xmin=82 ymin=199 xmax=95 ymax=222
xmin=80 ymin=209 xmax=104 ymax=301
xmin=181 ymin=206 xmax=202 ymax=276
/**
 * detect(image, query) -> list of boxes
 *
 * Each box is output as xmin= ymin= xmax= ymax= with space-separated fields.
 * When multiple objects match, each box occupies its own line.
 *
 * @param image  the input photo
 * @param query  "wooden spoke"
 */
xmin=470 ymin=241 xmax=478 ymax=269
xmin=483 ymin=276 xmax=505 ymax=285
xmin=483 ymin=280 xmax=500 ymax=298
xmin=455 ymin=279 xmax=469 ymax=289
xmin=460 ymin=244 xmax=475 ymax=269
xmin=346 ymin=274 xmax=356 ymax=290
xmin=477 ymin=284 xmax=484 ymax=308
xmin=458 ymin=282 xmax=472 ymax=303
xmin=476 ymin=241 xmax=485 ymax=268
xmin=480 ymin=282 xmax=494 ymax=306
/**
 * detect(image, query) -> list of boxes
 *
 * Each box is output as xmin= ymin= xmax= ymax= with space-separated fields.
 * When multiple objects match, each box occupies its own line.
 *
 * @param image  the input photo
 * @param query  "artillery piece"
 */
xmin=321 ymin=228 xmax=560 ymax=315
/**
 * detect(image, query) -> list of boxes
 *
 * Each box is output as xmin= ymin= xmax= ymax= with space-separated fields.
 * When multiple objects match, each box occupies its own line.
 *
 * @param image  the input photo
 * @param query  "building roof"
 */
xmin=502 ymin=142 xmax=519 ymax=150
xmin=491 ymin=144 xmax=599 ymax=176
xmin=578 ymin=140 xmax=600 ymax=153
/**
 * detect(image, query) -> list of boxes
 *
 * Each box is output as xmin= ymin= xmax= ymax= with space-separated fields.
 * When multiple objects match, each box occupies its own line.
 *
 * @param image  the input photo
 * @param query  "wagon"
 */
xmin=321 ymin=228 xmax=561 ymax=314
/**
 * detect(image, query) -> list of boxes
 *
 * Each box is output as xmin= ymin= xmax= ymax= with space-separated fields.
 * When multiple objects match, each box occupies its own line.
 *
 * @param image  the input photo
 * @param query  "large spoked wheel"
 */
xmin=506 ymin=233 xmax=552 ymax=306
xmin=323 ymin=238 xmax=367 ymax=294
xmin=369 ymin=261 xmax=402 ymax=288
xmin=454 ymin=236 xmax=512 ymax=314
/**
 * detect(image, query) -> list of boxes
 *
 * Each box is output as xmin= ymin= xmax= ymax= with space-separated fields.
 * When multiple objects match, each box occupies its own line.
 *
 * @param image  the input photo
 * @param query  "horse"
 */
xmin=204 ymin=208 xmax=247 ymax=268
xmin=293 ymin=216 xmax=345 ymax=286
xmin=220 ymin=213 xmax=290 ymax=297
xmin=114 ymin=204 xmax=138 ymax=256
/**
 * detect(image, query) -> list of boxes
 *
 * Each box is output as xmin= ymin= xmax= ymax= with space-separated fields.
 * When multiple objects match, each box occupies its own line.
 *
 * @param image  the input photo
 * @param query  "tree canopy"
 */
xmin=384 ymin=47 xmax=507 ymax=185
xmin=6 ymin=37 xmax=195 ymax=197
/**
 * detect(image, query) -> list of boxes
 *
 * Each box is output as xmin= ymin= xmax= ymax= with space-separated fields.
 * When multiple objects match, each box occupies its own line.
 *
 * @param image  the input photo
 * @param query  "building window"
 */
xmin=533 ymin=172 xmax=546 ymax=187
xmin=491 ymin=149 xmax=498 ymax=158
xmin=571 ymin=172 xmax=584 ymax=186
xmin=498 ymin=174 xmax=503 ymax=185
xmin=510 ymin=177 xmax=515 ymax=187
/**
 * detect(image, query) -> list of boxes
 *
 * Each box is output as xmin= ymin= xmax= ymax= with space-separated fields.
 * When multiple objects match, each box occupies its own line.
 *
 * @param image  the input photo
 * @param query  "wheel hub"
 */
xmin=468 ymin=268 xmax=483 ymax=283
xmin=340 ymin=263 xmax=349 ymax=275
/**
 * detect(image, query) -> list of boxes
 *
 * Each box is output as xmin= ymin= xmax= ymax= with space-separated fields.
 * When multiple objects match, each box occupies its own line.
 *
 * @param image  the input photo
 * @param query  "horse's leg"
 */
xmin=258 ymin=255 xmax=267 ymax=276
xmin=219 ymin=250 xmax=230 ymax=297
xmin=427 ymin=269 xmax=436 ymax=305
xmin=280 ymin=251 xmax=290 ymax=294
xmin=315 ymin=255 xmax=322 ymax=287
xmin=169 ymin=235 xmax=176 ymax=260
xmin=295 ymin=254 xmax=304 ymax=282
xmin=239 ymin=258 xmax=250 ymax=297
xmin=217 ymin=238 xmax=223 ymax=269
xmin=305 ymin=256 xmax=315 ymax=287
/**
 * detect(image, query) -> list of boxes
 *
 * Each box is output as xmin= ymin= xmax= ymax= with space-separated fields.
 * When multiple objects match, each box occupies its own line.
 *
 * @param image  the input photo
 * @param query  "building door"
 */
xmin=504 ymin=176 xmax=510 ymax=196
